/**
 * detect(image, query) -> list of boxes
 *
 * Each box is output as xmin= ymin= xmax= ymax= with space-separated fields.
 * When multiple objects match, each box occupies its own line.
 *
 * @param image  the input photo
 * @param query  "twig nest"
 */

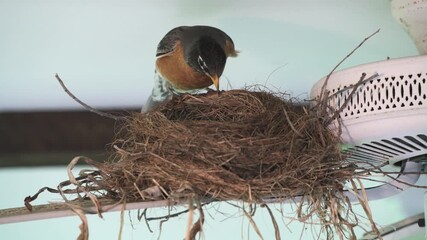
xmin=101 ymin=90 xmax=350 ymax=202
xmin=24 ymin=89 xmax=375 ymax=239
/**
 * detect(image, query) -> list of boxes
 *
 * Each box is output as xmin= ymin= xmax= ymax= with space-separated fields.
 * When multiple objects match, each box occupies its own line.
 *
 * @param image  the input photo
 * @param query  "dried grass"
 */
xmin=84 ymin=89 xmax=365 ymax=239
xmin=26 ymin=88 xmax=380 ymax=239
xmin=104 ymin=90 xmax=350 ymax=203
xmin=25 ymin=85 xmax=395 ymax=240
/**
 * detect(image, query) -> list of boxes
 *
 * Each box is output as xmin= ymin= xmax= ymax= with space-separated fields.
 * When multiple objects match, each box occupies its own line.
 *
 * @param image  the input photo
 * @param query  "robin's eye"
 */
xmin=197 ymin=56 xmax=209 ymax=74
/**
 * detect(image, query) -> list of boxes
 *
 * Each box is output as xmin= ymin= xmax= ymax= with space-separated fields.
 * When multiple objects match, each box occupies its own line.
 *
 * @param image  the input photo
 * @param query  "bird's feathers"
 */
xmin=156 ymin=27 xmax=184 ymax=57
xmin=156 ymin=26 xmax=237 ymax=58
xmin=142 ymin=71 xmax=173 ymax=112
xmin=144 ymin=26 xmax=237 ymax=112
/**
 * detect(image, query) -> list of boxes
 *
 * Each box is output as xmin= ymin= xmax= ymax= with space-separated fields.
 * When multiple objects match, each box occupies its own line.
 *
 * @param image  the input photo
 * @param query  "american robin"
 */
xmin=142 ymin=26 xmax=238 ymax=112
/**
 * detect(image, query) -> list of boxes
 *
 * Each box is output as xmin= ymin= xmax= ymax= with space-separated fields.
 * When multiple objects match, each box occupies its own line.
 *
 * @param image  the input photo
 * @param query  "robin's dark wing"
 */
xmin=156 ymin=26 xmax=187 ymax=57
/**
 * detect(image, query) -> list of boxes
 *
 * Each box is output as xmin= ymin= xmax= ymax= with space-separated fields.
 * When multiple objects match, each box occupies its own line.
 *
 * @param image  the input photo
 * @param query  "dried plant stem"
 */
xmin=261 ymin=204 xmax=281 ymax=240
xmin=72 ymin=208 xmax=89 ymax=240
xmin=55 ymin=73 xmax=124 ymax=121
xmin=118 ymin=201 xmax=125 ymax=240
xmin=185 ymin=201 xmax=194 ymax=240
xmin=243 ymin=207 xmax=264 ymax=240
xmin=189 ymin=201 xmax=205 ymax=240
xmin=326 ymin=72 xmax=379 ymax=124
xmin=319 ymin=28 xmax=380 ymax=101
xmin=350 ymin=178 xmax=382 ymax=240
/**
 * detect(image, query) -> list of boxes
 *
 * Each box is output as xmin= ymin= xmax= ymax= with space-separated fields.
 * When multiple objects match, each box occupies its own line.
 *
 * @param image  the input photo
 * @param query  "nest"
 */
xmin=26 ymin=89 xmax=378 ymax=239
xmin=105 ymin=90 xmax=350 ymax=202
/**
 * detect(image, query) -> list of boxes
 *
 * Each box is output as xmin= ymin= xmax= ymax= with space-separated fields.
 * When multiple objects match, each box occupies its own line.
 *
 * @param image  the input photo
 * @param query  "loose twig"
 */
xmin=319 ymin=29 xmax=381 ymax=101
xmin=73 ymin=208 xmax=89 ymax=240
xmin=326 ymin=72 xmax=379 ymax=125
xmin=261 ymin=204 xmax=281 ymax=240
xmin=55 ymin=73 xmax=125 ymax=121
xmin=144 ymin=202 xmax=212 ymax=222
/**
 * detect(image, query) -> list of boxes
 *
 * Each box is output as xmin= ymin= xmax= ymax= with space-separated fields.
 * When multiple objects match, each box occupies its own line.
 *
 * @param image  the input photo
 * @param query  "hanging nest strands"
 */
xmin=26 ymin=88 xmax=380 ymax=239
xmin=21 ymin=87 xmax=379 ymax=240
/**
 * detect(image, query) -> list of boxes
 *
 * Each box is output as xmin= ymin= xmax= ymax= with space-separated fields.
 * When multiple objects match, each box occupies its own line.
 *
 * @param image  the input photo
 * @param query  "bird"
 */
xmin=142 ymin=25 xmax=238 ymax=112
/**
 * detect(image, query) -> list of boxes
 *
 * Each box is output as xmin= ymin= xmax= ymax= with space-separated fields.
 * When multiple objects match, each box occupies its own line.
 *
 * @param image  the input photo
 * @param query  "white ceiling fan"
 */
xmin=310 ymin=54 xmax=427 ymax=201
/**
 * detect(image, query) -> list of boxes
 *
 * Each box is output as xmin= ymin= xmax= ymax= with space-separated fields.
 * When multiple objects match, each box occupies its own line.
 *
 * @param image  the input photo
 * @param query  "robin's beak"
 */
xmin=210 ymin=74 xmax=220 ymax=91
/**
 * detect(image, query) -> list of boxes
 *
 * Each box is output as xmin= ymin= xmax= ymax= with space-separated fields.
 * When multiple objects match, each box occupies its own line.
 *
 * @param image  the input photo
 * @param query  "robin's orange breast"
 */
xmin=156 ymin=41 xmax=213 ymax=91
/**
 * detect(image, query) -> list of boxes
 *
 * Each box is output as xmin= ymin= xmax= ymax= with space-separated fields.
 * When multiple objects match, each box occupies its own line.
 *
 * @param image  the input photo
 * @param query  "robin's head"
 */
xmin=186 ymin=36 xmax=228 ymax=91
